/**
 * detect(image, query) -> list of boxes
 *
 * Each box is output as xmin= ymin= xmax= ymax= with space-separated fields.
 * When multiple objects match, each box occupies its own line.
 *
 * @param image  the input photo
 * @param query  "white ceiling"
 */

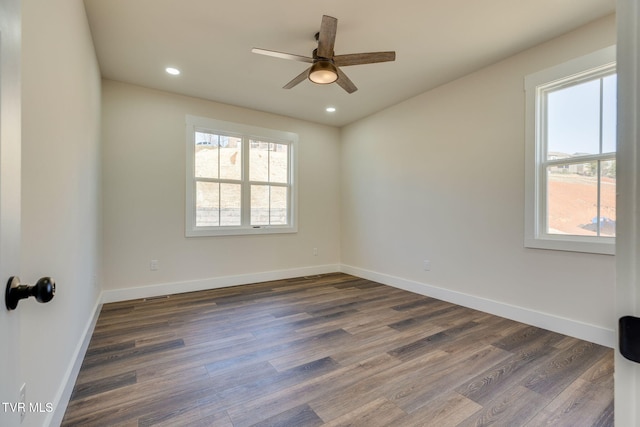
xmin=83 ymin=0 xmax=615 ymax=127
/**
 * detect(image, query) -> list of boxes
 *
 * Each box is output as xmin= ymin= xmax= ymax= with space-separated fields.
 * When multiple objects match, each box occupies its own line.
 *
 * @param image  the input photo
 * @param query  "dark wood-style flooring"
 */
xmin=62 ymin=273 xmax=614 ymax=426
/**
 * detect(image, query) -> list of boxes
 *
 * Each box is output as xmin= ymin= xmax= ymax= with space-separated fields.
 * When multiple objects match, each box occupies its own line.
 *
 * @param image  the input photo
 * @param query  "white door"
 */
xmin=0 ymin=0 xmax=22 ymax=426
xmin=616 ymin=0 xmax=640 ymax=425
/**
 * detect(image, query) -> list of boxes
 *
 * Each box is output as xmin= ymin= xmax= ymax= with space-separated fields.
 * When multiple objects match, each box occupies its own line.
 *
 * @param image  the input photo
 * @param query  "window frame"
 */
xmin=524 ymin=46 xmax=616 ymax=255
xmin=185 ymin=115 xmax=298 ymax=237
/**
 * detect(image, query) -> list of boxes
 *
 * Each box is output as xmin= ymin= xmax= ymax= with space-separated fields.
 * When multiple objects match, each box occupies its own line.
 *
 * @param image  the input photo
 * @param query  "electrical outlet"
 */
xmin=150 ymin=260 xmax=159 ymax=271
xmin=422 ymin=260 xmax=431 ymax=271
xmin=313 ymin=248 xmax=318 ymax=256
xmin=19 ymin=383 xmax=26 ymax=423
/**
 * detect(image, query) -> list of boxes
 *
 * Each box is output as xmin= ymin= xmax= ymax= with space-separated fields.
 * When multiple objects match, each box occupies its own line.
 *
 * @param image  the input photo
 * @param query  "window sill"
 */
xmin=525 ymin=235 xmax=614 ymax=255
xmin=186 ymin=225 xmax=298 ymax=237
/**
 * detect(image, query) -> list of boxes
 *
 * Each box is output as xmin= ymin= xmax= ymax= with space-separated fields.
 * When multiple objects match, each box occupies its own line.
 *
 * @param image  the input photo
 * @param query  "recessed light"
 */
xmin=326 ymin=107 xmax=336 ymax=113
xmin=165 ymin=67 xmax=181 ymax=75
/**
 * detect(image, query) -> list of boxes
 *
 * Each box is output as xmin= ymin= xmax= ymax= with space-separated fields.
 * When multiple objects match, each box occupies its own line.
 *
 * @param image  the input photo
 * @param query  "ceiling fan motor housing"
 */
xmin=308 ymin=61 xmax=338 ymax=84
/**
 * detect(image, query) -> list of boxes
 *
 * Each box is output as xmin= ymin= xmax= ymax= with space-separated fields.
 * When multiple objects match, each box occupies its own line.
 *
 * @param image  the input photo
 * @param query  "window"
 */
xmin=186 ymin=115 xmax=297 ymax=236
xmin=525 ymin=46 xmax=616 ymax=255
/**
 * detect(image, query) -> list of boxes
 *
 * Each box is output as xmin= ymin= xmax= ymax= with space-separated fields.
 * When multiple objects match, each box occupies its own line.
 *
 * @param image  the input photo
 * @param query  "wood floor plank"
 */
xmin=592 ymin=401 xmax=615 ymax=427
xmin=142 ymin=407 xmax=234 ymax=427
xmin=580 ymin=350 xmax=615 ymax=387
xmin=246 ymin=404 xmax=324 ymax=427
xmin=387 ymin=320 xmax=480 ymax=361
xmin=398 ymin=392 xmax=482 ymax=427
xmin=80 ymin=338 xmax=185 ymax=369
xmin=69 ymin=370 xmax=137 ymax=400
xmin=524 ymin=378 xmax=614 ymax=427
xmin=310 ymin=350 xmax=453 ymax=421
xmin=523 ymin=340 xmax=611 ymax=397
xmin=61 ymin=273 xmax=614 ymax=426
xmin=387 ymin=304 xmax=466 ymax=331
xmin=457 ymin=385 xmax=550 ymax=427
xmin=224 ymin=353 xmax=401 ymax=426
xmin=214 ymin=356 xmax=341 ymax=405
xmin=319 ymin=397 xmax=407 ymax=427
xmin=63 ymin=366 xmax=212 ymax=425
xmin=389 ymin=345 xmax=513 ymax=414
xmin=331 ymin=324 xmax=443 ymax=366
xmin=455 ymin=331 xmax=564 ymax=405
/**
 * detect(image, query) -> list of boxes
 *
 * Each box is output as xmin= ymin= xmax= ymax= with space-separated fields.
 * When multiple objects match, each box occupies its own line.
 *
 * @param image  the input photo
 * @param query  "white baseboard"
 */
xmin=340 ymin=264 xmax=615 ymax=348
xmin=101 ymin=264 xmax=342 ymax=304
xmin=100 ymin=263 xmax=615 ymax=347
xmin=46 ymin=295 xmax=103 ymax=427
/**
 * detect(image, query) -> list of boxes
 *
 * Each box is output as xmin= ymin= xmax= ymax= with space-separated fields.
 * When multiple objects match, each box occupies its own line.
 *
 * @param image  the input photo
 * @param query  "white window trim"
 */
xmin=185 ymin=115 xmax=298 ymax=237
xmin=524 ymin=46 xmax=616 ymax=255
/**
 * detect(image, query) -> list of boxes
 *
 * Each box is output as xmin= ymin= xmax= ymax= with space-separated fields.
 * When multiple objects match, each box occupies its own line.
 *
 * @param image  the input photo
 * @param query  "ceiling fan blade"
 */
xmin=335 ymin=68 xmax=357 ymax=94
xmin=251 ymin=48 xmax=313 ymax=63
xmin=317 ymin=15 xmax=337 ymax=58
xmin=334 ymin=51 xmax=396 ymax=67
xmin=283 ymin=67 xmax=310 ymax=89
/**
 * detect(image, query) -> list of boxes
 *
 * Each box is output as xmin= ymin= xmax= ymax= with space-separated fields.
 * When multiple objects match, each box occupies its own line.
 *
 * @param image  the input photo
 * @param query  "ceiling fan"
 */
xmin=252 ymin=15 xmax=396 ymax=94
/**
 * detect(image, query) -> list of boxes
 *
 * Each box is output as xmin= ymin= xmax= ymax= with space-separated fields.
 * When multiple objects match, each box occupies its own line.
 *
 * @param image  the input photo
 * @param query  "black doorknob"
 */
xmin=620 ymin=316 xmax=640 ymax=364
xmin=5 ymin=276 xmax=56 ymax=310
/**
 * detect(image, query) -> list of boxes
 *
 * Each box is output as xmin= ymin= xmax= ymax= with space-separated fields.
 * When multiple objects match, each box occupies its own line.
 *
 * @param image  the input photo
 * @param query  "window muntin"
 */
xmin=186 ymin=116 xmax=297 ymax=236
xmin=525 ymin=46 xmax=616 ymax=255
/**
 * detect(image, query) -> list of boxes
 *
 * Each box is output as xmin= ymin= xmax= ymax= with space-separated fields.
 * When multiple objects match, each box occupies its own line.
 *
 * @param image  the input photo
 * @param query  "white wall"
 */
xmin=341 ymin=15 xmax=617 ymax=345
xmin=101 ymin=81 xmax=341 ymax=297
xmin=21 ymin=0 xmax=102 ymax=425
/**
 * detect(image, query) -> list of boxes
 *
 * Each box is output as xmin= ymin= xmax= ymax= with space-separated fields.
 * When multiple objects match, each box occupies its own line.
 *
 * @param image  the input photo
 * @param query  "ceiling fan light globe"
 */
xmin=308 ymin=61 xmax=338 ymax=84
